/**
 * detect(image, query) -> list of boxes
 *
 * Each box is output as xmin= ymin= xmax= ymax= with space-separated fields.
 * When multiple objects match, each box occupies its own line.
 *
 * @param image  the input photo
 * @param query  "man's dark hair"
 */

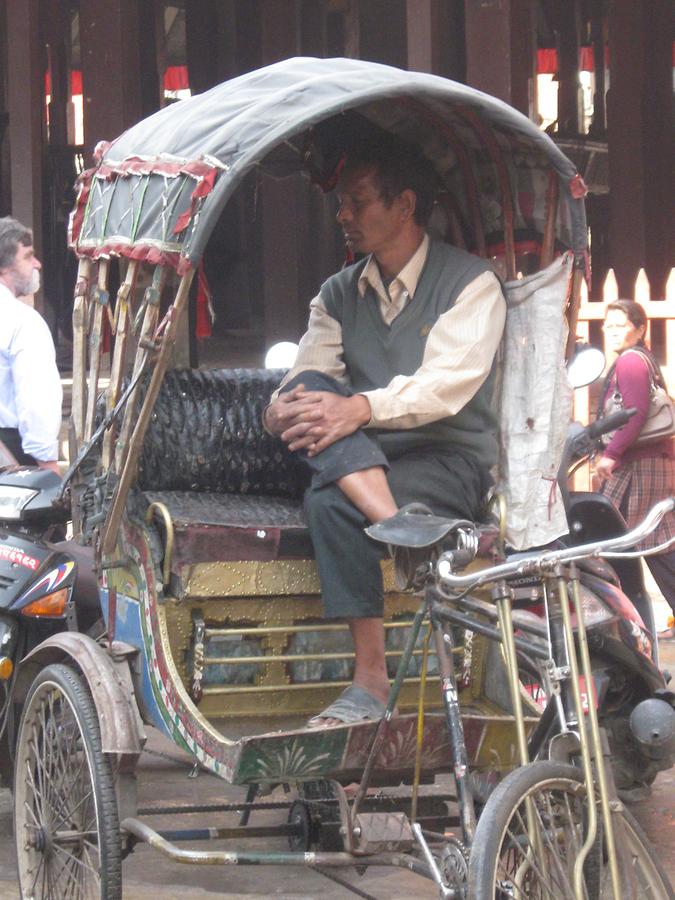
xmin=0 ymin=217 xmax=32 ymax=270
xmin=343 ymin=137 xmax=438 ymax=227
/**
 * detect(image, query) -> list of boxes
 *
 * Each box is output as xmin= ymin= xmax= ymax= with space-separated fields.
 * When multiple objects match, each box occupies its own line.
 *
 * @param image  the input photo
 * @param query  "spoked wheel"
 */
xmin=467 ymin=761 xmax=673 ymax=900
xmin=14 ymin=663 xmax=122 ymax=899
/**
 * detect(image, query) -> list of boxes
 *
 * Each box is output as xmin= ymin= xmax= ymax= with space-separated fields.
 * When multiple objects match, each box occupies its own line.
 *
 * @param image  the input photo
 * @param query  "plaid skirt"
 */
xmin=601 ymin=455 xmax=674 ymax=551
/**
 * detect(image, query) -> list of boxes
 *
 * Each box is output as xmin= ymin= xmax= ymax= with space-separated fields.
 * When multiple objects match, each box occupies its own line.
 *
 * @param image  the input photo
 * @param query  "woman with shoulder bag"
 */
xmin=596 ymin=300 xmax=675 ymax=636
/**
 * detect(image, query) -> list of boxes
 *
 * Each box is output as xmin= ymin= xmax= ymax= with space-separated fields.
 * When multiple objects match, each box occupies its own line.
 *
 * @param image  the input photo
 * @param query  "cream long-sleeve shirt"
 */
xmin=274 ymin=235 xmax=506 ymax=429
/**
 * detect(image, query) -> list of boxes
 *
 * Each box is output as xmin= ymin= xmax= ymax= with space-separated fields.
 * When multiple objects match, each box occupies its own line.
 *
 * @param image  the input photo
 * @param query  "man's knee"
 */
xmin=282 ymin=371 xmax=350 ymax=396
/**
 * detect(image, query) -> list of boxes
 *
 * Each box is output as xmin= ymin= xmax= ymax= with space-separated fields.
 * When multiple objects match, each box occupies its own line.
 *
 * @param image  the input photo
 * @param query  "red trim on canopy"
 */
xmin=95 ymin=156 xmax=218 ymax=180
xmin=173 ymin=168 xmax=218 ymax=234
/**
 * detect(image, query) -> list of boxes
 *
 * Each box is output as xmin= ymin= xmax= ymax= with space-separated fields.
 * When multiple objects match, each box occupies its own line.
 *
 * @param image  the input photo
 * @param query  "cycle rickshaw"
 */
xmin=12 ymin=57 xmax=674 ymax=898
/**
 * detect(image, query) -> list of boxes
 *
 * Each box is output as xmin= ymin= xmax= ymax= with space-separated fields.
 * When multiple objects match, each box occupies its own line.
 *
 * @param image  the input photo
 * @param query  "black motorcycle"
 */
xmin=518 ymin=396 xmax=675 ymax=799
xmin=0 ymin=442 xmax=100 ymax=785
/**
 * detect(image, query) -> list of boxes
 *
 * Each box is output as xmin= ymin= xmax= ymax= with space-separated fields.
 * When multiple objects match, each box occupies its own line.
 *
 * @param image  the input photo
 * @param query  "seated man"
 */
xmin=264 ymin=137 xmax=506 ymax=726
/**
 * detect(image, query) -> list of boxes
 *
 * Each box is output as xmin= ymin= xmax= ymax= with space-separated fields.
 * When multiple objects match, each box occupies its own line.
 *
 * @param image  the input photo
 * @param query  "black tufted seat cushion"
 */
xmin=137 ymin=368 xmax=307 ymax=498
xmin=135 ymin=368 xmax=314 ymax=564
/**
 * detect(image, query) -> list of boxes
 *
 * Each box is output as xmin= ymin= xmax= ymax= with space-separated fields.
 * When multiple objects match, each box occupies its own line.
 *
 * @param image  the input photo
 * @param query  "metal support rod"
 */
xmin=156 ymin=823 xmax=301 ymax=842
xmin=493 ymin=582 xmax=530 ymax=768
xmin=200 ymin=647 xmax=438 ymax=666
xmin=411 ymin=823 xmax=455 ymax=899
xmin=238 ymin=783 xmax=259 ymax=827
xmin=431 ymin=609 xmax=475 ymax=846
xmin=554 ymin=569 xmax=598 ymax=900
xmin=411 ymin=623 xmax=432 ymax=823
xmin=430 ymin=603 xmax=549 ymax=661
xmin=349 ymin=604 xmax=427 ymax=829
xmin=121 ymin=817 xmax=431 ymax=874
xmin=568 ymin=564 xmax=622 ymax=899
xmin=434 ymin=587 xmax=548 ymax=639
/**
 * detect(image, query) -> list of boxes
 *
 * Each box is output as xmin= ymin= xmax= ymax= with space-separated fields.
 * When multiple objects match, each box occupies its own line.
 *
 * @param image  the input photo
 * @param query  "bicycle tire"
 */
xmin=14 ymin=662 xmax=122 ymax=899
xmin=467 ymin=760 xmax=673 ymax=899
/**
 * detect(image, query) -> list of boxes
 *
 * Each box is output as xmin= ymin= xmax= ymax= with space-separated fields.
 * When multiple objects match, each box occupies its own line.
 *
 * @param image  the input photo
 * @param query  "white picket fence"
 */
xmin=573 ymin=267 xmax=675 ymax=490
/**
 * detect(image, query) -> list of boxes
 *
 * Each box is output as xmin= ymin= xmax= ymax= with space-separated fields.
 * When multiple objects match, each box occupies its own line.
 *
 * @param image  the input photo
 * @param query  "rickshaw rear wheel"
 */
xmin=467 ymin=760 xmax=673 ymax=900
xmin=14 ymin=663 xmax=122 ymax=900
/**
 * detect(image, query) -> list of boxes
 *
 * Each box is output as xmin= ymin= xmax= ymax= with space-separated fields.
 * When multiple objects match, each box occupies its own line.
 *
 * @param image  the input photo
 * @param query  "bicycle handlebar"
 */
xmin=437 ymin=497 xmax=674 ymax=592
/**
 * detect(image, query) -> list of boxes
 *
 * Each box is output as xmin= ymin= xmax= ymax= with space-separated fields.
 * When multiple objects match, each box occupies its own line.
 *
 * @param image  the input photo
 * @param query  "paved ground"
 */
xmin=4 ymin=361 xmax=670 ymax=897
xmin=0 ymin=629 xmax=672 ymax=898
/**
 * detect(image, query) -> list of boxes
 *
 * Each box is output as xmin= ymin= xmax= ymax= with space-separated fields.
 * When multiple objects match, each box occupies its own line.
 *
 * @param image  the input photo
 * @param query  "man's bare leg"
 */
xmin=312 ymin=467 xmax=396 ymax=726
xmin=336 ymin=466 xmax=397 ymax=523
xmin=349 ymin=617 xmax=390 ymax=703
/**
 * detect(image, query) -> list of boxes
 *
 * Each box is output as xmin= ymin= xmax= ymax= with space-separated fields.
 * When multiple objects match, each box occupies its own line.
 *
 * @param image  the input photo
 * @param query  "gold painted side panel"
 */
xmin=182 ymin=558 xmax=409 ymax=598
xmin=161 ymin=587 xmax=494 ymax=720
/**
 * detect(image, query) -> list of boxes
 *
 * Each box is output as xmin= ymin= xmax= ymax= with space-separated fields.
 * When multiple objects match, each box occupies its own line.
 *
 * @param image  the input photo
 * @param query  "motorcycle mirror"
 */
xmin=567 ymin=344 xmax=606 ymax=389
xmin=265 ymin=341 xmax=299 ymax=369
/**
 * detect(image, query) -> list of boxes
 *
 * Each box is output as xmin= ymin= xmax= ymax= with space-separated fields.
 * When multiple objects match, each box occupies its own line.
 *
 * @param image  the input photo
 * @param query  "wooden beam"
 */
xmin=5 ymin=0 xmax=44 ymax=268
xmin=607 ymin=0 xmax=674 ymax=298
xmin=464 ymin=0 xmax=536 ymax=117
xmin=80 ymin=0 xmax=154 ymax=153
xmin=406 ymin=0 xmax=462 ymax=79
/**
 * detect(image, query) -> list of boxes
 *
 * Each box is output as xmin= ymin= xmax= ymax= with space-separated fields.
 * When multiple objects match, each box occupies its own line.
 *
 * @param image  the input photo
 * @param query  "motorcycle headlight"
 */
xmin=0 ymin=486 xmax=38 ymax=520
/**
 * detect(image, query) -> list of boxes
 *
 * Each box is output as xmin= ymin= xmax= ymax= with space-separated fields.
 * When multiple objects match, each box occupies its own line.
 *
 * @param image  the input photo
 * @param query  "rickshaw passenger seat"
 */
xmin=132 ymin=367 xmax=501 ymax=569
xmin=134 ymin=367 xmax=312 ymax=565
xmin=137 ymin=367 xmax=305 ymax=497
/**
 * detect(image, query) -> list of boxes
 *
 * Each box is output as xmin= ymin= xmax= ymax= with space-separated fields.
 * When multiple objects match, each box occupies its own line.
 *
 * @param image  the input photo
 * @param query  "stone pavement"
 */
xmin=0 ymin=642 xmax=673 ymax=899
xmin=15 ymin=360 xmax=667 ymax=896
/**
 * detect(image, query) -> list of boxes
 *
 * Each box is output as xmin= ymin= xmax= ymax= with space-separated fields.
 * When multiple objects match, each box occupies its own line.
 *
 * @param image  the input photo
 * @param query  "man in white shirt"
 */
xmin=264 ymin=139 xmax=505 ymax=726
xmin=0 ymin=217 xmax=62 ymax=475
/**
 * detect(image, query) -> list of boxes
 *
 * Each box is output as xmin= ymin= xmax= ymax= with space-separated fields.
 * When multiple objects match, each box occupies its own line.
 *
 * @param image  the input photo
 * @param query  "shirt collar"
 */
xmin=357 ymin=233 xmax=430 ymax=301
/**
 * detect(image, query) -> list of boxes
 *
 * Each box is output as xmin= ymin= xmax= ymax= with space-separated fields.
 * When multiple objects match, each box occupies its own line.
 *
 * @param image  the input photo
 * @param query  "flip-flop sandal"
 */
xmin=307 ymin=684 xmax=387 ymax=728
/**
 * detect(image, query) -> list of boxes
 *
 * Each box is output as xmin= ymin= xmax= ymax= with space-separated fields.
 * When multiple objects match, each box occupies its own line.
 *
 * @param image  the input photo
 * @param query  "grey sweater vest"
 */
xmin=320 ymin=240 xmax=500 ymax=469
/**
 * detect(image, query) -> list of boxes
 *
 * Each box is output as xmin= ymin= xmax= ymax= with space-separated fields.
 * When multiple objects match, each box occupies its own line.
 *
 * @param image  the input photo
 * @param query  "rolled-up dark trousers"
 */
xmin=281 ymin=371 xmax=489 ymax=619
xmin=0 ymin=427 xmax=36 ymax=466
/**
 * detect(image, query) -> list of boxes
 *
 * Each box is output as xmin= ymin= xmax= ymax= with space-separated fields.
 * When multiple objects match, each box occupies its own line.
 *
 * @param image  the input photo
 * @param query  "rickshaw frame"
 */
xmin=17 ymin=56 xmax=654 ymax=899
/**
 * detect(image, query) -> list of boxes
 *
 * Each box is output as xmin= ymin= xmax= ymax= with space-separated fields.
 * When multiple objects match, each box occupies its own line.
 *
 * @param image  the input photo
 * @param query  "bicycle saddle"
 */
xmin=366 ymin=503 xmax=475 ymax=549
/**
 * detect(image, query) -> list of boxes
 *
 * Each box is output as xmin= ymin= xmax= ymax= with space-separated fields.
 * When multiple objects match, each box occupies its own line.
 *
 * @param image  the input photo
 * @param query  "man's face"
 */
xmin=335 ymin=165 xmax=410 ymax=258
xmin=0 ymin=242 xmax=41 ymax=297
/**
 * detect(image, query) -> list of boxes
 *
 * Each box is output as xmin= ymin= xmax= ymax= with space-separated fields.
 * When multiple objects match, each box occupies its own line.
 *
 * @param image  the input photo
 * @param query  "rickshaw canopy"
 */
xmin=69 ymin=56 xmax=587 ymax=273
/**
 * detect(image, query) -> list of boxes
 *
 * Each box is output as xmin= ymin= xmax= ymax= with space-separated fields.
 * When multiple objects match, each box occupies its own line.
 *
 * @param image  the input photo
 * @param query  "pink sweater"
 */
xmin=602 ymin=350 xmax=674 ymax=464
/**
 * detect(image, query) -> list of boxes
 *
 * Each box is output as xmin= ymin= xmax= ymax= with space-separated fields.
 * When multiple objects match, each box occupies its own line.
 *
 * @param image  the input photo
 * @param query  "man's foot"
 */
xmin=307 ymin=684 xmax=389 ymax=728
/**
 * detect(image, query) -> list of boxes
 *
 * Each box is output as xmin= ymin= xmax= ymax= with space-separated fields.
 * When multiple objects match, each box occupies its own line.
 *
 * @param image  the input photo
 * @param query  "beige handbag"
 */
xmin=601 ymin=349 xmax=675 ymax=447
